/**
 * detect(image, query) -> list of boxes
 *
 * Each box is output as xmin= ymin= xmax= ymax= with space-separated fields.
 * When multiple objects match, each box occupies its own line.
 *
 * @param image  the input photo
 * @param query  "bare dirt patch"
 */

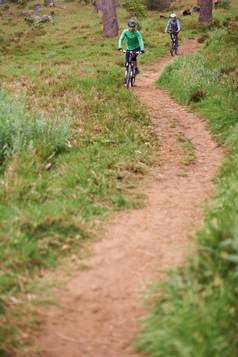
xmin=34 ymin=40 xmax=222 ymax=357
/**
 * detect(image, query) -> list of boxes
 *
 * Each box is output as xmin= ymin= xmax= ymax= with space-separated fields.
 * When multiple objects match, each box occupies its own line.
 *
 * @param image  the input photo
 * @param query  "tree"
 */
xmin=96 ymin=0 xmax=119 ymax=37
xmin=95 ymin=0 xmax=102 ymax=12
xmin=199 ymin=0 xmax=213 ymax=22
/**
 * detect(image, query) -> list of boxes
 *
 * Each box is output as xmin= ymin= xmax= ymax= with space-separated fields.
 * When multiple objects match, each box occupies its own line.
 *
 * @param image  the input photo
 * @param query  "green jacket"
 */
xmin=118 ymin=29 xmax=144 ymax=51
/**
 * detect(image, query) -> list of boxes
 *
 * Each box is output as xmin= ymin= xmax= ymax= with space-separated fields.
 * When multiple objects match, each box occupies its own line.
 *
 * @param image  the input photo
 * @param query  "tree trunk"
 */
xmin=95 ymin=0 xmax=102 ymax=12
xmin=96 ymin=0 xmax=119 ymax=37
xmin=199 ymin=0 xmax=213 ymax=22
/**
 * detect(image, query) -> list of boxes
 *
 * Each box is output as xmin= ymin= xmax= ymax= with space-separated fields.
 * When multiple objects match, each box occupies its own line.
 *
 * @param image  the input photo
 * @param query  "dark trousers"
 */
xmin=170 ymin=33 xmax=178 ymax=46
xmin=125 ymin=47 xmax=140 ymax=66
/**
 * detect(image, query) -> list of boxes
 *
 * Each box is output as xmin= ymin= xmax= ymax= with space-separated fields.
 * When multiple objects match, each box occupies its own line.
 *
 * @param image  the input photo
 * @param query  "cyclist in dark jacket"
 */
xmin=165 ymin=13 xmax=181 ymax=50
xmin=118 ymin=19 xmax=144 ymax=75
xmin=165 ymin=13 xmax=181 ymax=33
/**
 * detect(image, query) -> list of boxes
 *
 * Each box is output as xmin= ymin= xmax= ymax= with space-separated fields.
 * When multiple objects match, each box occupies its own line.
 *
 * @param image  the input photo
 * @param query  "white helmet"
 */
xmin=170 ymin=13 xmax=176 ymax=18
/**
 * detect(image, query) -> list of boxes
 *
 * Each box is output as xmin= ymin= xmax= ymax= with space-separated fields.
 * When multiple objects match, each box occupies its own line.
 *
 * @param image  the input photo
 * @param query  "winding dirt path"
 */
xmin=35 ymin=40 xmax=222 ymax=357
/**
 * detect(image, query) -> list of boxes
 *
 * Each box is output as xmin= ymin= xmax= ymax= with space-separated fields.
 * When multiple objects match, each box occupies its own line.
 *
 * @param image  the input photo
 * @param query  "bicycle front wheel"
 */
xmin=131 ymin=66 xmax=136 ymax=87
xmin=170 ymin=42 xmax=175 ymax=56
xmin=126 ymin=64 xmax=132 ymax=89
xmin=175 ymin=43 xmax=178 ymax=55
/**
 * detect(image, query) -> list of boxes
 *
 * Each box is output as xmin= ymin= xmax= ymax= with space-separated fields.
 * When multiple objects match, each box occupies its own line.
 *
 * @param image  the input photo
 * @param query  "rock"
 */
xmin=32 ymin=3 xmax=42 ymax=11
xmin=21 ymin=9 xmax=35 ymax=17
xmin=192 ymin=5 xmax=200 ymax=12
xmin=160 ymin=14 xmax=168 ymax=19
xmin=25 ymin=14 xmax=53 ymax=23
xmin=214 ymin=0 xmax=224 ymax=8
xmin=182 ymin=8 xmax=191 ymax=16
xmin=35 ymin=14 xmax=53 ymax=23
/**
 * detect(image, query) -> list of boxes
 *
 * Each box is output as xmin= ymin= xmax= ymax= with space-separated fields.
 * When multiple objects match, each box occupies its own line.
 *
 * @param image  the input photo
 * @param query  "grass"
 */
xmin=0 ymin=1 xmax=207 ymax=353
xmin=1 ymin=0 xmax=237 ymax=353
xmin=177 ymin=134 xmax=196 ymax=166
xmin=0 ymin=90 xmax=69 ymax=164
xmin=0 ymin=0 xmax=175 ymax=353
xmin=137 ymin=2 xmax=238 ymax=357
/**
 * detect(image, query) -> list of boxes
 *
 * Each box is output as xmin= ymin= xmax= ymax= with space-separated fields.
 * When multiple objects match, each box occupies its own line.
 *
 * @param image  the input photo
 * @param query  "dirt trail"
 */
xmin=36 ymin=40 xmax=222 ymax=357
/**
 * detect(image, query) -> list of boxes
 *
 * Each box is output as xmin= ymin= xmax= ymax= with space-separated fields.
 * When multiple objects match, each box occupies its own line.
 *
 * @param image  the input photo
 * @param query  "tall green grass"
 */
xmin=137 ymin=13 xmax=238 ymax=357
xmin=0 ymin=74 xmax=154 ymax=352
xmin=0 ymin=90 xmax=69 ymax=164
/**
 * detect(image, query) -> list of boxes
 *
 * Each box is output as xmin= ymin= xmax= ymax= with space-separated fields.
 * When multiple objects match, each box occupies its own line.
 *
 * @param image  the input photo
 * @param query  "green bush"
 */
xmin=123 ymin=0 xmax=146 ymax=18
xmin=145 ymin=0 xmax=172 ymax=11
xmin=0 ymin=90 xmax=69 ymax=165
xmin=215 ymin=0 xmax=230 ymax=9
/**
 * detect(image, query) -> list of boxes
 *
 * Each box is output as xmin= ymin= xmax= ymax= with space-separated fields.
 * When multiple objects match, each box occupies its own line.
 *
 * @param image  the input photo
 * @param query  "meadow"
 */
xmin=1 ymin=0 xmax=237 ymax=354
xmin=0 ymin=1 xmax=170 ymax=353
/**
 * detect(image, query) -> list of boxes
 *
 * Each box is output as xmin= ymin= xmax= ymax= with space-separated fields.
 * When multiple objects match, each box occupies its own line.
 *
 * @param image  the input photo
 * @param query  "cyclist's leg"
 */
xmin=170 ymin=33 xmax=173 ymax=41
xmin=172 ymin=33 xmax=178 ymax=53
xmin=172 ymin=33 xmax=176 ymax=44
xmin=132 ymin=48 xmax=140 ymax=74
xmin=125 ymin=51 xmax=130 ymax=69
xmin=169 ymin=33 xmax=174 ymax=55
xmin=175 ymin=33 xmax=179 ymax=54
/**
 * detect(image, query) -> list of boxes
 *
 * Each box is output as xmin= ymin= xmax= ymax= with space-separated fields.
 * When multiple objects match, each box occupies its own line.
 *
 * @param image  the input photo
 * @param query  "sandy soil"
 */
xmin=34 ymin=40 xmax=222 ymax=357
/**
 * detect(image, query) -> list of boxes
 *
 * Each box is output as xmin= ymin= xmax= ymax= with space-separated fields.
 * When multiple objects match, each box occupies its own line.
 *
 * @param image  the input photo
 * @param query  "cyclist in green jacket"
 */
xmin=118 ymin=19 xmax=144 ymax=75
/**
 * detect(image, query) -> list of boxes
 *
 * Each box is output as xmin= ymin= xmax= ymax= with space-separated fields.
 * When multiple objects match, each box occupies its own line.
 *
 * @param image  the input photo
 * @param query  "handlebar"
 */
xmin=119 ymin=49 xmax=141 ymax=55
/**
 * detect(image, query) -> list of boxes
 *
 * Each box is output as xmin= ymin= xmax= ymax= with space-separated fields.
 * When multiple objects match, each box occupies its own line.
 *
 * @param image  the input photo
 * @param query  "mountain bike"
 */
xmin=169 ymin=33 xmax=178 ymax=56
xmin=120 ymin=49 xmax=141 ymax=89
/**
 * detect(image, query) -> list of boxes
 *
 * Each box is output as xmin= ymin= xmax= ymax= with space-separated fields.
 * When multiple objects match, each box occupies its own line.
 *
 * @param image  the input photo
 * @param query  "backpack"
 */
xmin=169 ymin=19 xmax=178 ymax=32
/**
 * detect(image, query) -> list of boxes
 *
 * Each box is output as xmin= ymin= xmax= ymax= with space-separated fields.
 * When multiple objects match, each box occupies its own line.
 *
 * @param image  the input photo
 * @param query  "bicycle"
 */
xmin=169 ymin=32 xmax=178 ymax=56
xmin=120 ymin=49 xmax=141 ymax=89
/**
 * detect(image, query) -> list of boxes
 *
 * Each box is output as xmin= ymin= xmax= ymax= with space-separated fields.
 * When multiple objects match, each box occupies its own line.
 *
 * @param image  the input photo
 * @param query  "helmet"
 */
xmin=170 ymin=13 xmax=176 ymax=18
xmin=128 ymin=19 xmax=137 ymax=28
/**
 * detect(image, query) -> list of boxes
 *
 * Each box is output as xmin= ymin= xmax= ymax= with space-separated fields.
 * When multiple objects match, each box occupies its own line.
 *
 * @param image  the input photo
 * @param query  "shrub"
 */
xmin=215 ymin=0 xmax=230 ymax=9
xmin=145 ymin=0 xmax=172 ymax=11
xmin=0 ymin=90 xmax=69 ymax=165
xmin=123 ymin=0 xmax=146 ymax=18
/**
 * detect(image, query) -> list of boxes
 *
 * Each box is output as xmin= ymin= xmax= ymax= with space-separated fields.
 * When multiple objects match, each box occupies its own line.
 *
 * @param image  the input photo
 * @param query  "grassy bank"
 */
xmin=137 ymin=4 xmax=238 ymax=357
xmin=0 ymin=1 xmax=173 ymax=353
xmin=0 ymin=4 xmax=143 ymax=354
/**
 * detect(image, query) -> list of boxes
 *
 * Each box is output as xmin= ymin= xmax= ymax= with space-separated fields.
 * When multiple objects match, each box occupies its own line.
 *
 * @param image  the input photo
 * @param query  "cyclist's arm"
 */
xmin=165 ymin=20 xmax=170 ymax=33
xmin=137 ymin=31 xmax=144 ymax=51
xmin=176 ymin=20 xmax=181 ymax=32
xmin=118 ymin=29 xmax=126 ymax=49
